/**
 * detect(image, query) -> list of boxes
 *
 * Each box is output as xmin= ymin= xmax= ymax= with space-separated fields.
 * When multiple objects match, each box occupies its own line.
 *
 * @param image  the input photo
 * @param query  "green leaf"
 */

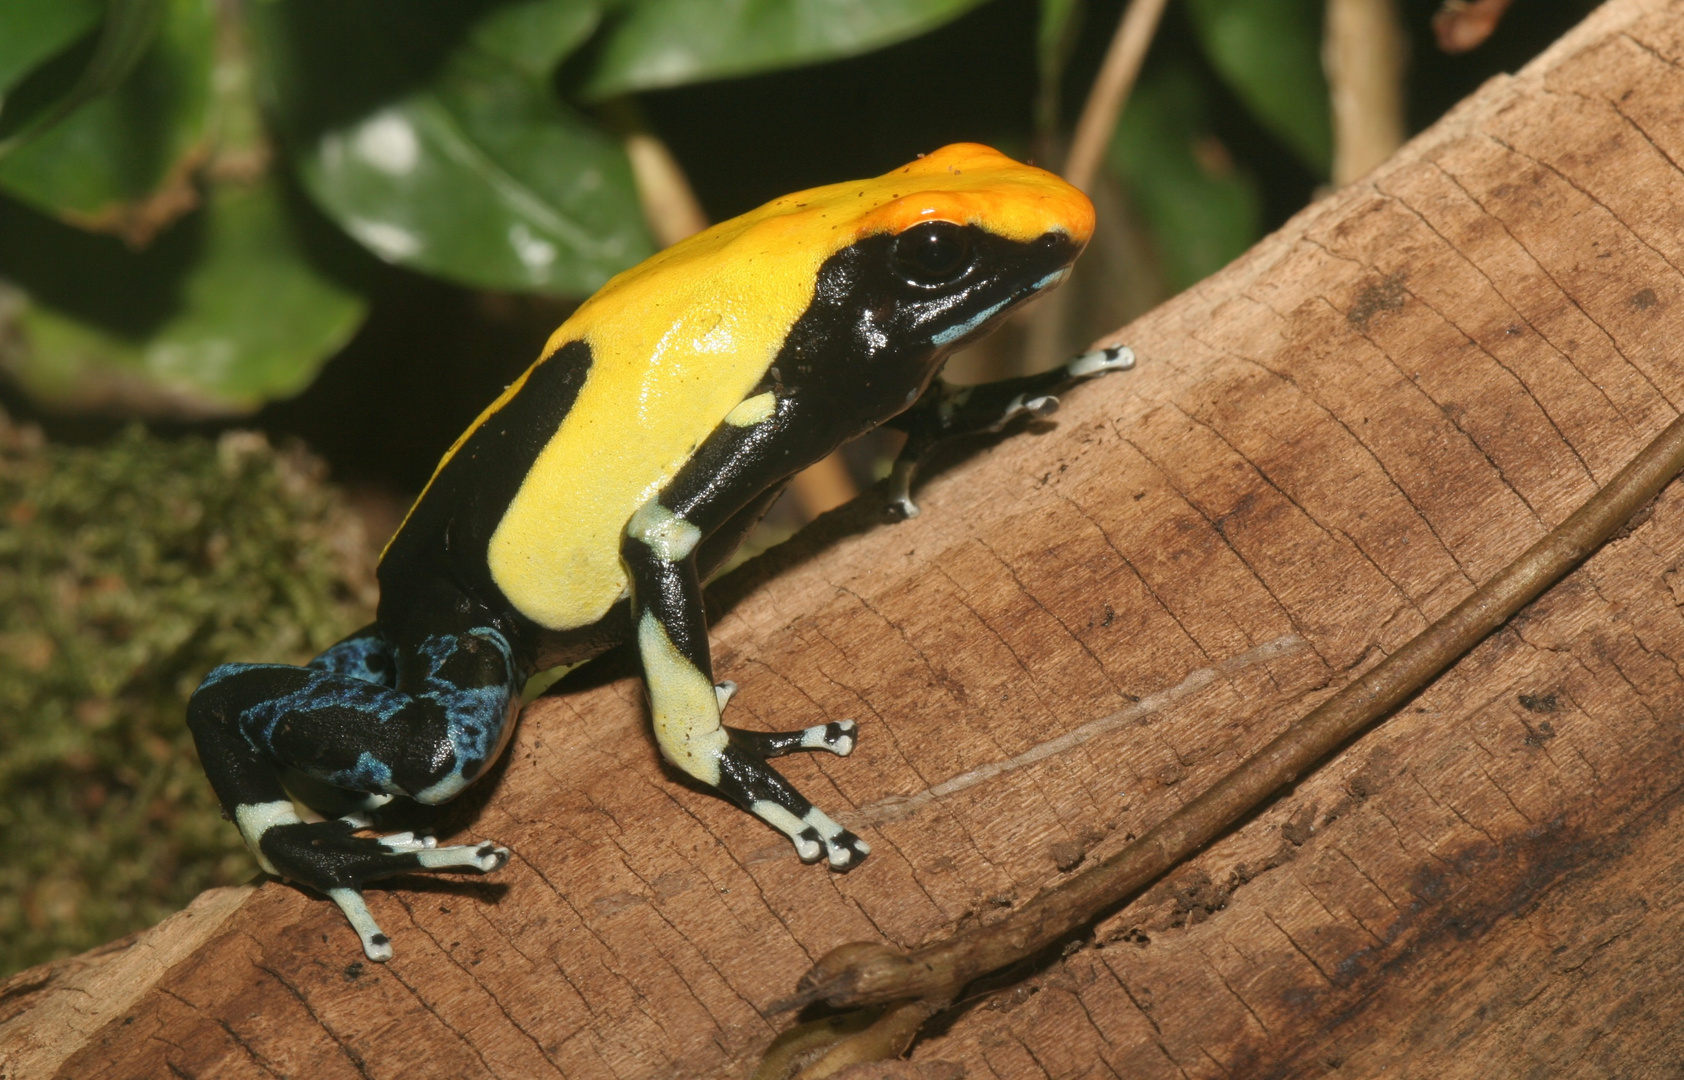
xmin=0 ymin=0 xmax=213 ymax=240
xmin=583 ymin=0 xmax=990 ymax=98
xmin=0 ymin=179 xmax=368 ymax=415
xmin=469 ymin=0 xmax=601 ymax=80
xmin=0 ymin=0 xmax=103 ymax=99
xmin=261 ymin=0 xmax=650 ymax=295
xmin=1108 ymin=63 xmax=1262 ymax=292
xmin=0 ymin=0 xmax=167 ymax=159
xmin=1184 ymin=0 xmax=1331 ymax=174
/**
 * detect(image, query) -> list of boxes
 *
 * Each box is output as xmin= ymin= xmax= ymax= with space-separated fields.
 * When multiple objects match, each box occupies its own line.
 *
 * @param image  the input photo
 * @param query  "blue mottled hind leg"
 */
xmin=308 ymin=624 xmax=398 ymax=685
xmin=187 ymin=622 xmax=523 ymax=960
xmin=287 ymin=625 xmax=402 ymax=820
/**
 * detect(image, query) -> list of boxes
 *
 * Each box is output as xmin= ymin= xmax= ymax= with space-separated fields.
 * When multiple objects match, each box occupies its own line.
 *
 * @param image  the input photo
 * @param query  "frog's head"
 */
xmin=555 ymin=144 xmax=1093 ymax=434
xmin=765 ymin=144 xmax=1095 ymax=425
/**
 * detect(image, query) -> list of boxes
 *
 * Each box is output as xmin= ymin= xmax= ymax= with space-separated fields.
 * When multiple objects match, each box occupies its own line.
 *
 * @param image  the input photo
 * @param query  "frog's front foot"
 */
xmin=806 ymin=813 xmax=871 ymax=870
xmin=756 ymin=801 xmax=872 ymax=870
xmin=258 ymin=818 xmax=509 ymax=961
xmin=708 ymin=737 xmax=873 ymax=872
xmin=886 ymin=343 xmax=1137 ymax=519
xmin=1066 ymin=342 xmax=1136 ymax=379
xmin=728 ymin=717 xmax=857 ymax=759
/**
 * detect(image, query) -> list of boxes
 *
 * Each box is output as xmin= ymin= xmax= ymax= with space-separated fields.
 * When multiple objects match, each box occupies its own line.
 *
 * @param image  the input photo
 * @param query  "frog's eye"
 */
xmin=892 ymin=221 xmax=971 ymax=285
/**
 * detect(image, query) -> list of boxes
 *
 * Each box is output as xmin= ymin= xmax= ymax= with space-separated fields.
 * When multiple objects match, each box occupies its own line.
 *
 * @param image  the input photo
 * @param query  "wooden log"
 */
xmin=7 ymin=0 xmax=1684 ymax=1074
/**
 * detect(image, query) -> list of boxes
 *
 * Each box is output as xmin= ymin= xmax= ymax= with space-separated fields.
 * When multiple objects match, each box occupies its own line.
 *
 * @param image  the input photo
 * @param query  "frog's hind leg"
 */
xmin=186 ymin=621 xmax=523 ymax=960
xmin=289 ymin=624 xmax=403 ymax=820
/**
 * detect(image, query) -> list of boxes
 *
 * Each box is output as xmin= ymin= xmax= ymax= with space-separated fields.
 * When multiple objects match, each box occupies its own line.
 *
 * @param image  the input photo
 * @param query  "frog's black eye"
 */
xmin=892 ymin=221 xmax=971 ymax=285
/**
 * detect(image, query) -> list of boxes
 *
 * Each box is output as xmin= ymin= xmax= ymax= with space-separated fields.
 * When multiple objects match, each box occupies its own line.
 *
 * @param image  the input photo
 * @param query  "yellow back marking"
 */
xmin=637 ymin=611 xmax=727 ymax=784
xmin=724 ymin=391 xmax=777 ymax=427
xmin=391 ymin=145 xmax=1094 ymax=630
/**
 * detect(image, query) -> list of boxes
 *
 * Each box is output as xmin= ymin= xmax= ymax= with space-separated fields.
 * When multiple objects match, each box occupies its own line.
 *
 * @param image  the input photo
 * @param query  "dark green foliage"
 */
xmin=0 ymin=0 xmax=993 ymax=416
xmin=0 ymin=414 xmax=374 ymax=977
xmin=1183 ymin=0 xmax=1331 ymax=173
xmin=1108 ymin=62 xmax=1262 ymax=293
xmin=582 ymin=0 xmax=990 ymax=97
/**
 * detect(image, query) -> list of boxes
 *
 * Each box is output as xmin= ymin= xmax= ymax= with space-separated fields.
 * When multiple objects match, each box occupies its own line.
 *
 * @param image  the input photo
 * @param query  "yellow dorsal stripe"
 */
xmin=384 ymin=146 xmax=1093 ymax=630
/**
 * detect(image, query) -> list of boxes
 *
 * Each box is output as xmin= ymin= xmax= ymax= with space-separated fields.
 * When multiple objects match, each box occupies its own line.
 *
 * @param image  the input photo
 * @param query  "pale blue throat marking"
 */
xmin=932 ymin=268 xmax=1070 ymax=347
xmin=933 ymin=297 xmax=1011 ymax=345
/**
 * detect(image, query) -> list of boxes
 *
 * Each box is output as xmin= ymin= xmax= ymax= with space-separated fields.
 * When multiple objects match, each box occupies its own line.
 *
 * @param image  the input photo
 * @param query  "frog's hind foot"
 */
xmin=257 ymin=818 xmax=508 ymax=961
xmin=728 ymin=718 xmax=857 ymax=759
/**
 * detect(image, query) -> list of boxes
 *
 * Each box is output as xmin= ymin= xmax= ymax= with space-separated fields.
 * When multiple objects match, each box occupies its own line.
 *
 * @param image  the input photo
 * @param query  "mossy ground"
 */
xmin=0 ymin=414 xmax=375 ymax=977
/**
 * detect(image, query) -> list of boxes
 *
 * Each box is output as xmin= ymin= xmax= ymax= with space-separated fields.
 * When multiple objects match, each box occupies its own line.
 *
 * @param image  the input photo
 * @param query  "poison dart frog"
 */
xmin=188 ymin=143 xmax=1134 ymax=961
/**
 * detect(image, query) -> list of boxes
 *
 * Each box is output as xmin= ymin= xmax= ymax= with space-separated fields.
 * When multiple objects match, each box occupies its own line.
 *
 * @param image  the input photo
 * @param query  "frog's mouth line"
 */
xmin=931 ymin=265 xmax=1077 ymax=346
xmin=1007 ymin=265 xmax=1074 ymax=310
xmin=933 ymin=295 xmax=1012 ymax=345
xmin=1030 ymin=267 xmax=1073 ymax=293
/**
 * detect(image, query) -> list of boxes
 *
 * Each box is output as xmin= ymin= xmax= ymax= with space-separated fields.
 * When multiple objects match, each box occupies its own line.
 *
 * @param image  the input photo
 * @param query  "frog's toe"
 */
xmin=885 ymin=459 xmax=922 ymax=520
xmin=822 ymin=827 xmax=870 ymax=871
xmin=986 ymin=392 xmax=1059 ymax=433
xmin=797 ymin=805 xmax=869 ymax=870
xmin=1067 ymin=343 xmax=1135 ymax=378
xmin=728 ymin=718 xmax=859 ymax=760
xmin=416 ymin=840 xmax=509 ymax=872
xmin=328 ymin=887 xmax=395 ymax=962
xmin=374 ymin=830 xmax=437 ymax=853
xmin=805 ymin=719 xmax=856 ymax=757
xmin=811 ymin=812 xmax=868 ymax=869
xmin=755 ymin=802 xmax=870 ymax=870
xmin=380 ymin=830 xmax=508 ymax=871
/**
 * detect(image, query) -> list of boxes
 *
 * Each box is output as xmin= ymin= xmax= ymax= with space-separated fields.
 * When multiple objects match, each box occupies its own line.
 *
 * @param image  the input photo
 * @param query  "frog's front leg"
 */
xmin=186 ymin=618 xmax=521 ymax=960
xmin=708 ymin=678 xmax=856 ymax=756
xmin=886 ymin=344 xmax=1136 ymax=517
xmin=620 ymin=396 xmax=870 ymax=870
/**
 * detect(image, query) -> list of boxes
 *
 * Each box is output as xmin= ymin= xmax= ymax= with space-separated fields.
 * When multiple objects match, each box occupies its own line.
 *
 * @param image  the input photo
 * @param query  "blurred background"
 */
xmin=0 ymin=0 xmax=1597 ymax=978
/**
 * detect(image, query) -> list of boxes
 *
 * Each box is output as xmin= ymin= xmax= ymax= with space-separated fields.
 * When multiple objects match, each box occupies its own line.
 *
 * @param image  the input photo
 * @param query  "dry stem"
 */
xmin=1063 ymin=0 xmax=1172 ymax=195
xmin=764 ymin=407 xmax=1684 ymax=1060
xmin=1325 ymin=0 xmax=1409 ymax=185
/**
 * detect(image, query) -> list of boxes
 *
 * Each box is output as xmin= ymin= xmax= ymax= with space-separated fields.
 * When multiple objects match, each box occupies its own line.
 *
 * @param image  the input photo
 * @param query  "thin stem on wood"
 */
xmin=766 ymin=407 xmax=1684 ymax=1044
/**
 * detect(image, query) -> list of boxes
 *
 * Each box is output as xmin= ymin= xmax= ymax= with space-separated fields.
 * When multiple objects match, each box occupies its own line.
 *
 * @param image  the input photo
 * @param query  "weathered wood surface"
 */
xmin=9 ymin=1 xmax=1684 ymax=1074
